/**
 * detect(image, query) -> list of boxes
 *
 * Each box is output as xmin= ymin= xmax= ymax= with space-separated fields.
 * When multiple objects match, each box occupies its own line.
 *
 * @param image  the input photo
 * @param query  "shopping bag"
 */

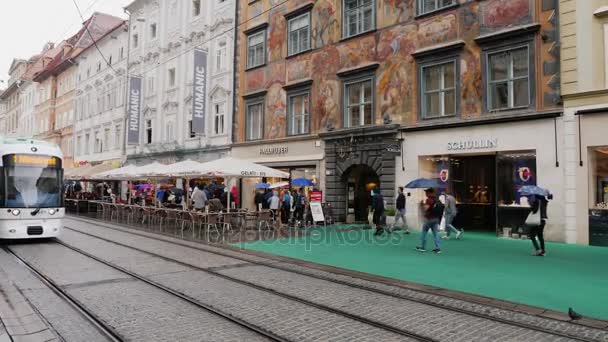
xmin=525 ymin=210 xmax=541 ymax=226
xmin=439 ymin=215 xmax=446 ymax=231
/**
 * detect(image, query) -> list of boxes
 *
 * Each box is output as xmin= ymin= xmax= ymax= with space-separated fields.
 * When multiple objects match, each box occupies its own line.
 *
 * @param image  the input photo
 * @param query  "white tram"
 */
xmin=0 ymin=137 xmax=64 ymax=239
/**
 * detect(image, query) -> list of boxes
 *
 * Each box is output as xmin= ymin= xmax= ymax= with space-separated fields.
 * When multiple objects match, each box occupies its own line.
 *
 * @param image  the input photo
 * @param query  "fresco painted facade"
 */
xmin=235 ymin=0 xmax=560 ymax=142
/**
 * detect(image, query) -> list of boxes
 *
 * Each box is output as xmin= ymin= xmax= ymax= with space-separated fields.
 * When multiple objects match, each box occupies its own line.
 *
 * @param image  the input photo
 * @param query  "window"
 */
xmin=94 ymin=131 xmax=101 ymax=153
xmin=166 ymin=121 xmax=174 ymax=141
xmin=246 ymin=100 xmax=264 ymax=141
xmin=288 ymin=12 xmax=310 ymax=56
xmin=421 ymin=61 xmax=456 ymax=118
xmin=344 ymin=78 xmax=373 ymax=127
xmin=247 ymin=30 xmax=266 ymax=69
xmin=343 ymin=0 xmax=374 ymax=38
xmin=150 ymin=23 xmax=157 ymax=39
xmin=104 ymin=128 xmax=111 ymax=151
xmin=487 ymin=47 xmax=530 ymax=111
xmin=97 ymin=62 xmax=102 ymax=72
xmin=216 ymin=41 xmax=227 ymax=71
xmin=108 ymin=55 xmax=112 ymax=65
xmin=418 ymin=0 xmax=456 ymax=15
xmin=133 ymin=34 xmax=139 ymax=48
xmin=146 ymin=119 xmax=152 ymax=144
xmin=188 ymin=120 xmax=196 ymax=138
xmin=120 ymin=47 xmax=125 ymax=59
xmin=147 ymin=77 xmax=155 ymax=94
xmin=115 ymin=125 xmax=122 ymax=149
xmin=76 ymin=136 xmax=82 ymax=156
xmin=213 ymin=102 xmax=225 ymax=135
xmin=287 ymin=90 xmax=310 ymax=135
xmin=193 ymin=0 xmax=201 ymax=16
xmin=168 ymin=68 xmax=176 ymax=87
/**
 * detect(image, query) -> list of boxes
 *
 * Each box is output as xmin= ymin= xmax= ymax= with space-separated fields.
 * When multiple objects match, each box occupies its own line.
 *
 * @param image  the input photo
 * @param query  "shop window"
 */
xmin=418 ymin=0 xmax=456 ymax=15
xmin=420 ymin=60 xmax=456 ymax=118
xmin=344 ymin=77 xmax=374 ymax=127
xmin=247 ymin=30 xmax=266 ymax=69
xmin=591 ymin=147 xmax=608 ymax=209
xmin=246 ymin=98 xmax=264 ymax=141
xmin=343 ymin=0 xmax=375 ymax=38
xmin=288 ymin=12 xmax=310 ymax=56
xmin=287 ymin=90 xmax=310 ymax=135
xmin=487 ymin=46 xmax=530 ymax=111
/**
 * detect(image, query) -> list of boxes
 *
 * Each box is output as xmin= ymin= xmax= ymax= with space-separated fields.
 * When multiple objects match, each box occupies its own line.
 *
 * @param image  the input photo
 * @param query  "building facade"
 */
xmin=235 ymin=0 xmax=564 ymax=236
xmin=124 ymin=0 xmax=235 ymax=165
xmin=560 ymin=0 xmax=608 ymax=246
xmin=0 ymin=57 xmax=39 ymax=138
xmin=74 ymin=21 xmax=128 ymax=167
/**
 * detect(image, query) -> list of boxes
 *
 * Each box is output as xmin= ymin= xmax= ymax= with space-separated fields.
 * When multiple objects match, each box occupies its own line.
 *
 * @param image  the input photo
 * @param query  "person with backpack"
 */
xmin=371 ymin=189 xmax=386 ymax=236
xmin=416 ymin=188 xmax=442 ymax=254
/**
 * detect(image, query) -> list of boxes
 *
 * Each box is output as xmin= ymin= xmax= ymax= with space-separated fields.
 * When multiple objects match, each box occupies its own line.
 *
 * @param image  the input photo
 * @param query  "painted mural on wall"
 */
xmin=237 ymin=0 xmax=560 ymax=142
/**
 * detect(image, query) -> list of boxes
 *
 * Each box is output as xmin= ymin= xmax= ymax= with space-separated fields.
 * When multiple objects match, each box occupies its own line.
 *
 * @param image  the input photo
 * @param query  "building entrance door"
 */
xmin=343 ymin=164 xmax=380 ymax=223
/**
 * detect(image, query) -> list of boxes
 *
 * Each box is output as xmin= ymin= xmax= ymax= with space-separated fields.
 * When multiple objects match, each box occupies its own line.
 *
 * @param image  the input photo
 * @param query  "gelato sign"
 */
xmin=447 ymin=139 xmax=498 ymax=151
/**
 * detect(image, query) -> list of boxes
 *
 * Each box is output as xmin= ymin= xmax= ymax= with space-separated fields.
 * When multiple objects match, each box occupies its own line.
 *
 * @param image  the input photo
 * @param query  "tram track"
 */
xmin=6 ymin=243 xmax=288 ymax=342
xmin=2 ymin=246 xmax=124 ymax=342
xmin=54 ymin=238 xmax=439 ymax=342
xmin=65 ymin=217 xmax=608 ymax=342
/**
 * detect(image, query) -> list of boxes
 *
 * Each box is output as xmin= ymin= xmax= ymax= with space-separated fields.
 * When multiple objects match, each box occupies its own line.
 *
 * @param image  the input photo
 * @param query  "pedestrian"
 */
xmin=281 ymin=190 xmax=291 ymax=224
xmin=525 ymin=194 xmax=549 ymax=256
xmin=295 ymin=188 xmax=306 ymax=226
xmin=392 ymin=187 xmax=409 ymax=234
xmin=254 ymin=190 xmax=264 ymax=211
xmin=416 ymin=188 xmax=443 ymax=254
xmin=192 ymin=184 xmax=207 ymax=211
xmin=372 ymin=189 xmax=386 ymax=236
xmin=262 ymin=189 xmax=272 ymax=209
xmin=442 ymin=190 xmax=463 ymax=240
xmin=269 ymin=190 xmax=280 ymax=222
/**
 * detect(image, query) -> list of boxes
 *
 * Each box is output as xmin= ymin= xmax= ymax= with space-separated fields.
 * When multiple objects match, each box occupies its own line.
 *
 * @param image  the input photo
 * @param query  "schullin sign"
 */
xmin=192 ymin=48 xmax=207 ymax=134
xmin=127 ymin=76 xmax=142 ymax=144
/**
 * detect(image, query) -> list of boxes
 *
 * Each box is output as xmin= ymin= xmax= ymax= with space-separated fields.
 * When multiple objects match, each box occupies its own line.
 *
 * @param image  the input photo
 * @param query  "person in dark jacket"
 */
xmin=262 ymin=189 xmax=272 ymax=209
xmin=372 ymin=189 xmax=386 ymax=236
xmin=527 ymin=195 xmax=549 ymax=256
xmin=391 ymin=187 xmax=409 ymax=234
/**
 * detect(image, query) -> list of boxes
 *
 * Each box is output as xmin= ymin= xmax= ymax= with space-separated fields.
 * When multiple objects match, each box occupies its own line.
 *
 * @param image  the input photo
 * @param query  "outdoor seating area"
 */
xmin=64 ymin=157 xmax=333 ymax=242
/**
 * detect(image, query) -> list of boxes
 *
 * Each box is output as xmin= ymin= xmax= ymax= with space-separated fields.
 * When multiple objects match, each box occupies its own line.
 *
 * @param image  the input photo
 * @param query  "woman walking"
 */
xmin=525 ymin=195 xmax=549 ymax=256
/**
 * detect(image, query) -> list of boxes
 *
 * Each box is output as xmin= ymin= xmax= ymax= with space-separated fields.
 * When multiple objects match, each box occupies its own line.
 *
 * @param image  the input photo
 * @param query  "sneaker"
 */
xmin=432 ymin=249 xmax=442 ymax=254
xmin=456 ymin=230 xmax=463 ymax=239
xmin=415 ymin=246 xmax=426 ymax=252
xmin=442 ymin=236 xmax=451 ymax=240
xmin=535 ymin=250 xmax=545 ymax=257
xmin=404 ymin=229 xmax=411 ymax=235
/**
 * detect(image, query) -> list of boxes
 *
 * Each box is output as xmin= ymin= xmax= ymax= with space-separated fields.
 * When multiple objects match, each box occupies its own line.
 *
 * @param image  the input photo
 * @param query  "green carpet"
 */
xmin=236 ymin=226 xmax=608 ymax=320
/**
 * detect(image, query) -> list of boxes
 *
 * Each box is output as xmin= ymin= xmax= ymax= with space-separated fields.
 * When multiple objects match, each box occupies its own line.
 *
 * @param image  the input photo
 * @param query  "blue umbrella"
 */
xmin=404 ymin=178 xmax=442 ymax=189
xmin=291 ymin=178 xmax=314 ymax=187
xmin=254 ymin=183 xmax=270 ymax=189
xmin=518 ymin=185 xmax=551 ymax=197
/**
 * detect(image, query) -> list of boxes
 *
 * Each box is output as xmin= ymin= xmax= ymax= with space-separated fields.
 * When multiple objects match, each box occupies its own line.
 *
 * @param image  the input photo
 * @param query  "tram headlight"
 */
xmin=11 ymin=209 xmax=21 ymax=216
xmin=48 ymin=209 xmax=56 ymax=215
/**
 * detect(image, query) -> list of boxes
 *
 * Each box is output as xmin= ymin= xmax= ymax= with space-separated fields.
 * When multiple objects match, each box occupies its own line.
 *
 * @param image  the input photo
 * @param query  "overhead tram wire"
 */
xmin=71 ymin=0 xmax=120 ymax=75
xmin=86 ymin=0 xmax=290 ymax=100
xmin=55 ymin=0 xmax=105 ymax=44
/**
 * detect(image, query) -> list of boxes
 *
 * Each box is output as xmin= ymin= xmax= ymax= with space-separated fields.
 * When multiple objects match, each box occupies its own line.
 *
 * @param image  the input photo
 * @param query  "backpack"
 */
xmin=431 ymin=199 xmax=445 ymax=218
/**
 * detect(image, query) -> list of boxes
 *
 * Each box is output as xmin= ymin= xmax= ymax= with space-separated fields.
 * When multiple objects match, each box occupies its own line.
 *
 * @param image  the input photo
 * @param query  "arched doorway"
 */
xmin=342 ymin=164 xmax=380 ymax=223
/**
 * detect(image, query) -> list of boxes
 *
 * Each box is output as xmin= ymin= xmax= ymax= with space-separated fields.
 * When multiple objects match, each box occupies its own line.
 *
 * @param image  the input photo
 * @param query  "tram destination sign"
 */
xmin=447 ymin=138 xmax=498 ymax=151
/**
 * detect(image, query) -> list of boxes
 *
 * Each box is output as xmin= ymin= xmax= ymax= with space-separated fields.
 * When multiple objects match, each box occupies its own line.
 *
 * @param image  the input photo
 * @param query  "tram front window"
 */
xmin=2 ymin=160 xmax=62 ymax=209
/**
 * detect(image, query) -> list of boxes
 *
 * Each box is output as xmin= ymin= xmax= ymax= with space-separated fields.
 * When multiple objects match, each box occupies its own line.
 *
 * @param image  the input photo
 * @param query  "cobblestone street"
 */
xmin=0 ymin=217 xmax=606 ymax=341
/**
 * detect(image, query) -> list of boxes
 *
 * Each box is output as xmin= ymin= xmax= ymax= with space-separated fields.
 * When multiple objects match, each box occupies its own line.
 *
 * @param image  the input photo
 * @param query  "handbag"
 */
xmin=439 ymin=214 xmax=446 ymax=231
xmin=525 ymin=210 xmax=541 ymax=226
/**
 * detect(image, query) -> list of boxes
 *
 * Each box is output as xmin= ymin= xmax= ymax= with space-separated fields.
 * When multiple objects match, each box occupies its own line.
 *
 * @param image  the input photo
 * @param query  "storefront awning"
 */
xmin=65 ymin=160 xmax=122 ymax=180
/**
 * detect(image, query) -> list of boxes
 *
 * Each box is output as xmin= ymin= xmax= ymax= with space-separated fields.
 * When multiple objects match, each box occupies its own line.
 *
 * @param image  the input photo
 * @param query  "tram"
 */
xmin=0 ymin=137 xmax=64 ymax=239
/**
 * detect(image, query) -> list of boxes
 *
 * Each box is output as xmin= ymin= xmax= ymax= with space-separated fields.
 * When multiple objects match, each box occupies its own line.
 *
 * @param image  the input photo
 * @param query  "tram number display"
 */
xmin=4 ymin=154 xmax=60 ymax=168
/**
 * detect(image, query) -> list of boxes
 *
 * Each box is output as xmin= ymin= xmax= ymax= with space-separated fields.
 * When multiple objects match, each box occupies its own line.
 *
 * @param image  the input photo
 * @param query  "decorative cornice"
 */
xmin=336 ymin=62 xmax=380 ymax=78
xmin=283 ymin=79 xmax=313 ymax=91
xmin=412 ymin=40 xmax=465 ymax=59
xmin=243 ymin=22 xmax=268 ymax=35
xmin=284 ymin=2 xmax=314 ymax=19
xmin=474 ymin=23 xmax=541 ymax=45
xmin=242 ymin=89 xmax=267 ymax=99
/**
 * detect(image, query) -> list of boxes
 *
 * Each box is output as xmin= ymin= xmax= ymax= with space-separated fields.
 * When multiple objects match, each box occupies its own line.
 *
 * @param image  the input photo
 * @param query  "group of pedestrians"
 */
xmin=370 ymin=186 xmax=549 ymax=256
xmin=255 ymin=188 xmax=307 ymax=226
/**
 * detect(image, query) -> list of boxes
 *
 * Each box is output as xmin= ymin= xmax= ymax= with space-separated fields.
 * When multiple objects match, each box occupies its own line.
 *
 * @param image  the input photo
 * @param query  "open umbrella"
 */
xmin=404 ymin=178 xmax=442 ymax=189
xmin=255 ymin=183 xmax=270 ymax=189
xmin=269 ymin=181 xmax=289 ymax=189
xmin=291 ymin=178 xmax=314 ymax=187
xmin=518 ymin=185 xmax=551 ymax=197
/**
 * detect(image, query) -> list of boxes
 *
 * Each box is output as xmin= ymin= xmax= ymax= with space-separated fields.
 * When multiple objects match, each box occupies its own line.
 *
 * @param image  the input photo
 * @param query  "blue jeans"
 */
xmin=421 ymin=219 xmax=441 ymax=249
xmin=444 ymin=213 xmax=460 ymax=237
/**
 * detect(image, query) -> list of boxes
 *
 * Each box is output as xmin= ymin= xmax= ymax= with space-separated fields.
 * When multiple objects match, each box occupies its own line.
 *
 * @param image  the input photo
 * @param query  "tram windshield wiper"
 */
xmin=31 ymin=207 xmax=42 ymax=216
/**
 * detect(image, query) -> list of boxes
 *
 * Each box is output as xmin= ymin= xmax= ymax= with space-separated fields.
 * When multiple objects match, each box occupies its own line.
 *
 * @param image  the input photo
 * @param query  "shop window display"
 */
xmin=589 ymin=147 xmax=608 ymax=246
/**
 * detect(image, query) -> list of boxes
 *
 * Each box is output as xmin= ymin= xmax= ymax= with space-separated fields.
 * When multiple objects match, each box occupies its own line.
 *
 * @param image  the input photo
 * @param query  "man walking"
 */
xmin=372 ymin=189 xmax=385 ymax=236
xmin=392 ymin=187 xmax=409 ymax=234
xmin=416 ymin=188 xmax=442 ymax=254
xmin=442 ymin=191 xmax=463 ymax=239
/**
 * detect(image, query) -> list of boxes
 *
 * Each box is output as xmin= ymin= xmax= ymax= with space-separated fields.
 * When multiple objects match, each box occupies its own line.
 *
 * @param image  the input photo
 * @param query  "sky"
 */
xmin=0 ymin=0 xmax=131 ymax=85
